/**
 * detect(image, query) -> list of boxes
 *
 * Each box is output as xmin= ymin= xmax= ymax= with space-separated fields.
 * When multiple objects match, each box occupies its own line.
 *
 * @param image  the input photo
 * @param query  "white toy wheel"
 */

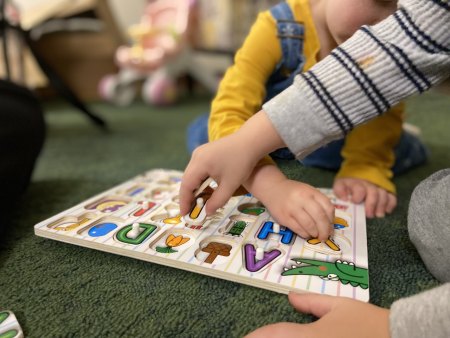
xmin=98 ymin=74 xmax=137 ymax=106
xmin=142 ymin=74 xmax=178 ymax=106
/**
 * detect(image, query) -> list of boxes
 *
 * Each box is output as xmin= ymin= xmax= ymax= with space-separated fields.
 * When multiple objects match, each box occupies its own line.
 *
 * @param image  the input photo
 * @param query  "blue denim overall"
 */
xmin=186 ymin=2 xmax=428 ymax=175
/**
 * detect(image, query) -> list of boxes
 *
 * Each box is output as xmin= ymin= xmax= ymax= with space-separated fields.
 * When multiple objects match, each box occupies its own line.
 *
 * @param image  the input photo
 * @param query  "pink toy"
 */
xmin=99 ymin=0 xmax=195 ymax=106
xmin=99 ymin=0 xmax=233 ymax=107
xmin=116 ymin=0 xmax=191 ymax=72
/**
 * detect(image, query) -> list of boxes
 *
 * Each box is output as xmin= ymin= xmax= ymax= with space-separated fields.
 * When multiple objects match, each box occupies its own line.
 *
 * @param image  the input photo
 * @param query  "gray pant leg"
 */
xmin=408 ymin=169 xmax=450 ymax=282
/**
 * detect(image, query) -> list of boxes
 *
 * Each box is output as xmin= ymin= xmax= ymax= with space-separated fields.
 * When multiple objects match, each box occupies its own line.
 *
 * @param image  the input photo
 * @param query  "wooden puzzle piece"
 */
xmin=88 ymin=222 xmax=118 ymax=237
xmin=149 ymin=187 xmax=172 ymax=200
xmin=282 ymin=258 xmax=369 ymax=289
xmin=149 ymin=204 xmax=181 ymax=225
xmin=151 ymin=230 xmax=196 ymax=253
xmin=115 ymin=223 xmax=158 ymax=245
xmin=238 ymin=203 xmax=266 ymax=216
xmin=54 ymin=217 xmax=91 ymax=231
xmin=77 ymin=216 xmax=123 ymax=236
xmin=225 ymin=220 xmax=248 ymax=237
xmin=130 ymin=200 xmax=157 ymax=217
xmin=257 ymin=221 xmax=295 ymax=245
xmin=47 ymin=213 xmax=96 ymax=232
xmin=219 ymin=215 xmax=254 ymax=237
xmin=49 ymin=218 xmax=85 ymax=232
xmin=85 ymin=196 xmax=130 ymax=213
xmin=333 ymin=210 xmax=352 ymax=230
xmin=244 ymin=244 xmax=282 ymax=272
xmin=304 ymin=234 xmax=352 ymax=255
xmin=199 ymin=242 xmax=231 ymax=264
xmin=0 ymin=310 xmax=24 ymax=338
xmin=156 ymin=234 xmax=190 ymax=253
xmin=307 ymin=238 xmax=340 ymax=252
xmin=183 ymin=178 xmax=217 ymax=226
xmin=163 ymin=206 xmax=182 ymax=224
xmin=124 ymin=185 xmax=146 ymax=197
xmin=333 ymin=216 xmax=349 ymax=230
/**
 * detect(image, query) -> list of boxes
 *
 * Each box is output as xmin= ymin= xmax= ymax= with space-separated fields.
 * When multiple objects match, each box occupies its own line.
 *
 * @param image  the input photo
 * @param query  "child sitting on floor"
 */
xmin=185 ymin=0 xmax=427 ymax=239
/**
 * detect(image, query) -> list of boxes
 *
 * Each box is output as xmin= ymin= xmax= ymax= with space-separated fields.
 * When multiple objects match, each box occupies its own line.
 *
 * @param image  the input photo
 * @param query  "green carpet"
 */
xmin=0 ymin=91 xmax=449 ymax=337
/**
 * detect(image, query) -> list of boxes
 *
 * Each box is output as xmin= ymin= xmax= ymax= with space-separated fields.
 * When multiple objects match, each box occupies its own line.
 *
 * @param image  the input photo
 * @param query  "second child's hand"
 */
xmin=180 ymin=133 xmax=258 ymax=216
xmin=180 ymin=110 xmax=286 ymax=216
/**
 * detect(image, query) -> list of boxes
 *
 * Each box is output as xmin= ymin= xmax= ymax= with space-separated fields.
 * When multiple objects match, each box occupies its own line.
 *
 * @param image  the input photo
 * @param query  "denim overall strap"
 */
xmin=265 ymin=2 xmax=305 ymax=102
xmin=270 ymin=2 xmax=304 ymax=74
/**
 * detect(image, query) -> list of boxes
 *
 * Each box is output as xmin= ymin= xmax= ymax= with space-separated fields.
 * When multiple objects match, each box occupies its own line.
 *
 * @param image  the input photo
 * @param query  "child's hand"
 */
xmin=247 ymin=166 xmax=334 ymax=240
xmin=245 ymin=292 xmax=390 ymax=338
xmin=333 ymin=177 xmax=397 ymax=218
xmin=180 ymin=133 xmax=260 ymax=217
xmin=263 ymin=179 xmax=334 ymax=240
xmin=180 ymin=110 xmax=286 ymax=217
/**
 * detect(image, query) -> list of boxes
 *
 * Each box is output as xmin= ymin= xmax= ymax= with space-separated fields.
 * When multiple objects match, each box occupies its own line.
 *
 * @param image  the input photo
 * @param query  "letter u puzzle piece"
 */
xmin=34 ymin=169 xmax=369 ymax=301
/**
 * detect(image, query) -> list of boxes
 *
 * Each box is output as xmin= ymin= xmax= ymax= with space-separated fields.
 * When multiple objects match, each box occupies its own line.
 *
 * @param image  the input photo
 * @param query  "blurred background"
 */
xmin=1 ymin=0 xmax=280 ymax=103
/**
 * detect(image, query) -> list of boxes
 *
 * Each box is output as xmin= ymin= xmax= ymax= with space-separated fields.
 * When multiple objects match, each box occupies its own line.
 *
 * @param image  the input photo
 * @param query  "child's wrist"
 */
xmin=237 ymin=110 xmax=285 ymax=159
xmin=243 ymin=164 xmax=286 ymax=201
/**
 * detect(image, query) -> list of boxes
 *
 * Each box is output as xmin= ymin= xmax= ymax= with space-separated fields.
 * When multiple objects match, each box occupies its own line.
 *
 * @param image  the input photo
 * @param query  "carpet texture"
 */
xmin=0 ymin=91 xmax=449 ymax=337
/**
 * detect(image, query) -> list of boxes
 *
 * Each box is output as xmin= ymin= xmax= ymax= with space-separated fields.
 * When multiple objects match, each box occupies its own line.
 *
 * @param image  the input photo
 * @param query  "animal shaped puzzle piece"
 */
xmin=282 ymin=258 xmax=369 ymax=289
xmin=183 ymin=178 xmax=217 ymax=226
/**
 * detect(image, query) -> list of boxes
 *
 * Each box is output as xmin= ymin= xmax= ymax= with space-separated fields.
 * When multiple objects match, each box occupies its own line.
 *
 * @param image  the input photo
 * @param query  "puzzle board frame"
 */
xmin=34 ymin=169 xmax=370 ymax=301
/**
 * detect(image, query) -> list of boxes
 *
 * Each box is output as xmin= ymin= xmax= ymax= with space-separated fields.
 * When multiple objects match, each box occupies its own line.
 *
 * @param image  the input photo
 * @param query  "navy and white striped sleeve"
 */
xmin=263 ymin=0 xmax=450 ymax=159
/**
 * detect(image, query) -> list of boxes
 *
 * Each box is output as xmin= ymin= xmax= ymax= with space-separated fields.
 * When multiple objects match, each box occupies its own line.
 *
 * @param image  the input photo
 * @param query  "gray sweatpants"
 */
xmin=408 ymin=169 xmax=450 ymax=282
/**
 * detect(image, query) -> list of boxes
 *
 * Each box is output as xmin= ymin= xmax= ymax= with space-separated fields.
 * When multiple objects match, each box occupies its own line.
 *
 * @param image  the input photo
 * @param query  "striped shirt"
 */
xmin=263 ymin=0 xmax=450 ymax=159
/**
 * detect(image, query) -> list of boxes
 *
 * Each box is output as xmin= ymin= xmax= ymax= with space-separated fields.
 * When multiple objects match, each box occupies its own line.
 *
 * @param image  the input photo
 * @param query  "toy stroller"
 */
xmin=99 ymin=0 xmax=195 ymax=106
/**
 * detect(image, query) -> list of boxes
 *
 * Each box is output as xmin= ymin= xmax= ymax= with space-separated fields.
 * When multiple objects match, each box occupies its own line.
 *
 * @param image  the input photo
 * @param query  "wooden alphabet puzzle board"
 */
xmin=34 ymin=169 xmax=370 ymax=301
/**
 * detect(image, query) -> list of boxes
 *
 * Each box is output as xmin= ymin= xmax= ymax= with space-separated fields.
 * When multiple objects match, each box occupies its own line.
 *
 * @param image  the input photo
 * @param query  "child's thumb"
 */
xmin=288 ymin=292 xmax=340 ymax=318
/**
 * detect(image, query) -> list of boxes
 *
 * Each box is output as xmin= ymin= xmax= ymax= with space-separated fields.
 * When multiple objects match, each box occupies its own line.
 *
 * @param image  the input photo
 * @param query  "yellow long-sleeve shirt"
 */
xmin=209 ymin=0 xmax=403 ymax=193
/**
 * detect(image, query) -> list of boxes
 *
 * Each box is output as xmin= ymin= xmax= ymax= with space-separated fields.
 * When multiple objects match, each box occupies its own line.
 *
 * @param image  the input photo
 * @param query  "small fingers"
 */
xmin=386 ymin=193 xmax=397 ymax=214
xmin=310 ymin=196 xmax=334 ymax=240
xmin=375 ymin=189 xmax=388 ymax=218
xmin=283 ymin=216 xmax=310 ymax=239
xmin=245 ymin=322 xmax=310 ymax=338
xmin=291 ymin=209 xmax=319 ymax=239
xmin=204 ymin=182 xmax=239 ymax=215
xmin=179 ymin=167 xmax=208 ymax=216
xmin=364 ymin=185 xmax=379 ymax=218
xmin=349 ymin=183 xmax=367 ymax=204
xmin=333 ymin=179 xmax=350 ymax=201
xmin=288 ymin=292 xmax=340 ymax=317
xmin=313 ymin=192 xmax=335 ymax=223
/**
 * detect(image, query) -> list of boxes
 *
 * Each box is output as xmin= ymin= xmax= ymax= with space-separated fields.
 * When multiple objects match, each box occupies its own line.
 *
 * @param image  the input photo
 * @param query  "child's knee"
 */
xmin=186 ymin=113 xmax=209 ymax=154
xmin=408 ymin=169 xmax=450 ymax=282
